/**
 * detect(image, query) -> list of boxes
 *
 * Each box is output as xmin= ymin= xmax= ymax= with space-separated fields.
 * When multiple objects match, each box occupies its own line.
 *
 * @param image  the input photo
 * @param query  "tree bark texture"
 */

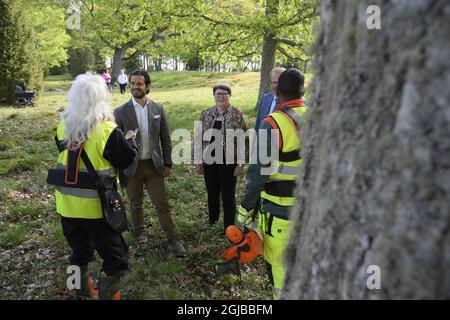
xmin=111 ymin=47 xmax=126 ymax=84
xmin=256 ymin=0 xmax=279 ymax=108
xmin=283 ymin=0 xmax=450 ymax=299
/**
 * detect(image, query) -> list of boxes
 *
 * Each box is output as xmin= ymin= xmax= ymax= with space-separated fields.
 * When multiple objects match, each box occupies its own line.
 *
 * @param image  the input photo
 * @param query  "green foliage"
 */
xmin=47 ymin=63 xmax=68 ymax=76
xmin=67 ymin=41 xmax=105 ymax=77
xmin=0 ymin=158 xmax=40 ymax=175
xmin=0 ymin=224 xmax=28 ymax=248
xmin=68 ymin=48 xmax=97 ymax=78
xmin=0 ymin=0 xmax=42 ymax=103
xmin=6 ymin=200 xmax=42 ymax=217
xmin=158 ymin=0 xmax=319 ymax=71
xmin=0 ymin=140 xmax=13 ymax=152
xmin=123 ymin=56 xmax=142 ymax=73
xmin=17 ymin=0 xmax=71 ymax=72
xmin=77 ymin=0 xmax=182 ymax=64
xmin=46 ymin=222 xmax=65 ymax=244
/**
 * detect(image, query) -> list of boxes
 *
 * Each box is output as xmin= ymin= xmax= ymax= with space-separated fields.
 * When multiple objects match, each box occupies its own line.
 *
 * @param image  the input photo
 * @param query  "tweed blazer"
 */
xmin=114 ymin=99 xmax=172 ymax=181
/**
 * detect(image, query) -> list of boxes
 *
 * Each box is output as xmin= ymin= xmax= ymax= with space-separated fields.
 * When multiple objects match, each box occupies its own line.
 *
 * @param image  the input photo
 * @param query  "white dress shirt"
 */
xmin=268 ymin=94 xmax=278 ymax=114
xmin=118 ymin=74 xmax=128 ymax=85
xmin=132 ymin=97 xmax=151 ymax=160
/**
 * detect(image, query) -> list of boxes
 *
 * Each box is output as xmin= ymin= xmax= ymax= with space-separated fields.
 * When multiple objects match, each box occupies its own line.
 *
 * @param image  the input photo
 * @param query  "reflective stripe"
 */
xmin=277 ymin=164 xmax=299 ymax=175
xmin=261 ymin=106 xmax=305 ymax=207
xmin=282 ymin=108 xmax=302 ymax=131
xmin=56 ymin=186 xmax=99 ymax=199
xmin=56 ymin=163 xmax=115 ymax=176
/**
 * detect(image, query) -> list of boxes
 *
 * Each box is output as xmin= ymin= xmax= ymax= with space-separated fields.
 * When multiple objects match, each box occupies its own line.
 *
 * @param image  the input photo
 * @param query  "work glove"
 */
xmin=237 ymin=205 xmax=254 ymax=228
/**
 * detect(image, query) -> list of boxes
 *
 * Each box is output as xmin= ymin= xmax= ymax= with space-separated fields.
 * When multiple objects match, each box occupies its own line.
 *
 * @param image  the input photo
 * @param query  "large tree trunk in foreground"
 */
xmin=283 ymin=0 xmax=450 ymax=299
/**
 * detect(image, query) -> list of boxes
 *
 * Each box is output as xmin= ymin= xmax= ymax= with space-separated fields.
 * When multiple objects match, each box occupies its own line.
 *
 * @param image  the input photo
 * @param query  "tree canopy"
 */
xmin=17 ymin=0 xmax=71 ymax=71
xmin=6 ymin=0 xmax=318 ymax=101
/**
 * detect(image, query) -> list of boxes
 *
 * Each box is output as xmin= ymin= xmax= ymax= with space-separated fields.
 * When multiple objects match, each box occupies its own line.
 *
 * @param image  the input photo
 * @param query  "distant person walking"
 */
xmin=102 ymin=68 xmax=112 ymax=91
xmin=117 ymin=70 xmax=128 ymax=95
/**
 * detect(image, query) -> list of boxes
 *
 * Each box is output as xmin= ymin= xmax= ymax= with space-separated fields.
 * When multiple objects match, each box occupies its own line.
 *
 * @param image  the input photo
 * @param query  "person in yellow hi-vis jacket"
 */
xmin=50 ymin=73 xmax=138 ymax=299
xmin=237 ymin=68 xmax=307 ymax=299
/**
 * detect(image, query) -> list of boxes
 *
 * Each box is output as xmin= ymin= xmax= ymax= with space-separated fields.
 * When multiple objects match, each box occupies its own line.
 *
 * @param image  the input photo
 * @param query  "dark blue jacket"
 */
xmin=255 ymin=92 xmax=275 ymax=130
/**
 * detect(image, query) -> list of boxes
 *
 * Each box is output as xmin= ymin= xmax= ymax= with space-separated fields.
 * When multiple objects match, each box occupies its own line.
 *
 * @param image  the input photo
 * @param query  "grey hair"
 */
xmin=269 ymin=67 xmax=286 ymax=80
xmin=62 ymin=72 xmax=114 ymax=150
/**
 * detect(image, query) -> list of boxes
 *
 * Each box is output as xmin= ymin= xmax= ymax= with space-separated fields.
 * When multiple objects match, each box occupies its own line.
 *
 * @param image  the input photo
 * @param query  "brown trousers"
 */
xmin=126 ymin=159 xmax=177 ymax=241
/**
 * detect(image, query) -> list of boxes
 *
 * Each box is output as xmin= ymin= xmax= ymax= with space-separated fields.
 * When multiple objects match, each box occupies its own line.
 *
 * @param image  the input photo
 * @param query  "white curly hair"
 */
xmin=62 ymin=72 xmax=114 ymax=150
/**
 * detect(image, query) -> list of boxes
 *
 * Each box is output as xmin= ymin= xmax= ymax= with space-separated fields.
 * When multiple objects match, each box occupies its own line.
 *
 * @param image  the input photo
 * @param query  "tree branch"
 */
xmin=123 ymin=50 xmax=141 ymax=61
xmin=277 ymin=46 xmax=305 ymax=62
xmin=81 ymin=0 xmax=114 ymax=47
xmin=276 ymin=38 xmax=307 ymax=55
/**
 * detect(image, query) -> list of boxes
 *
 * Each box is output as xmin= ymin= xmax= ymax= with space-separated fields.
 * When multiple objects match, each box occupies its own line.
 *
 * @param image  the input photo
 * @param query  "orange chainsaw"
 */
xmin=214 ymin=225 xmax=263 ymax=277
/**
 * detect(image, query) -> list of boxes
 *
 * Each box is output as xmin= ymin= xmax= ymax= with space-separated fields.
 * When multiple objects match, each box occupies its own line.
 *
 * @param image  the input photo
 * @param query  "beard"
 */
xmin=132 ymin=89 xmax=146 ymax=99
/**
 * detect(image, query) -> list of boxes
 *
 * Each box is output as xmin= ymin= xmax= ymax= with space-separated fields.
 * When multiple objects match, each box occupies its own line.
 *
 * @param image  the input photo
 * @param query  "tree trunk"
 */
xmin=256 ymin=0 xmax=279 ymax=109
xmin=283 ymin=0 xmax=450 ymax=299
xmin=111 ymin=47 xmax=126 ymax=84
xmin=155 ymin=59 xmax=162 ymax=71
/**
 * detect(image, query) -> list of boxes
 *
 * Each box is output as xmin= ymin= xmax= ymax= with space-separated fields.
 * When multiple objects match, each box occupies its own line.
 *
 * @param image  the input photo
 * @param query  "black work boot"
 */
xmin=75 ymin=265 xmax=98 ymax=299
xmin=98 ymin=275 xmax=121 ymax=300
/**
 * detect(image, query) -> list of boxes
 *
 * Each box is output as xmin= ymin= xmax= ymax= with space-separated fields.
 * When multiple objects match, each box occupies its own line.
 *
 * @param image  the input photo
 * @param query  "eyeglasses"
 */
xmin=214 ymin=92 xmax=229 ymax=97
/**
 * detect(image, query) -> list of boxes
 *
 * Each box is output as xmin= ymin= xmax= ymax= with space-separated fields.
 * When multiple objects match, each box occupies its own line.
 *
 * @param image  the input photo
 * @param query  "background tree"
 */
xmin=189 ymin=0 xmax=318 ymax=106
xmin=283 ymin=0 xmax=450 ymax=299
xmin=67 ymin=48 xmax=98 ymax=78
xmin=0 ymin=0 xmax=41 ymax=103
xmin=17 ymin=0 xmax=71 ymax=73
xmin=78 ymin=0 xmax=187 ymax=82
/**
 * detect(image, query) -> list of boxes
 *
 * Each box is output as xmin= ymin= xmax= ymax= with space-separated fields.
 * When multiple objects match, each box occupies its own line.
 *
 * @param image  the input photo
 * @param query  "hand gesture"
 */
xmin=125 ymin=128 xmax=139 ymax=140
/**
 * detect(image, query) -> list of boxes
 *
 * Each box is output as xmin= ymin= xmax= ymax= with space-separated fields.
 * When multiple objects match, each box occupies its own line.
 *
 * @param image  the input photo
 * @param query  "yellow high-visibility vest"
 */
xmin=55 ymin=121 xmax=117 ymax=219
xmin=260 ymin=101 xmax=307 ymax=207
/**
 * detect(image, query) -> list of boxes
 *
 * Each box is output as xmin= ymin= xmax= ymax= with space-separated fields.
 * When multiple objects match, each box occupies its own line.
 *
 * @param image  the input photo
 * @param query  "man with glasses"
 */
xmin=255 ymin=67 xmax=286 ymax=131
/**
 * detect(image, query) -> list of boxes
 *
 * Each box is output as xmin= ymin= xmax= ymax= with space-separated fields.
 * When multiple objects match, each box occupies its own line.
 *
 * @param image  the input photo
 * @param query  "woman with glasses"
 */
xmin=194 ymin=83 xmax=249 ymax=232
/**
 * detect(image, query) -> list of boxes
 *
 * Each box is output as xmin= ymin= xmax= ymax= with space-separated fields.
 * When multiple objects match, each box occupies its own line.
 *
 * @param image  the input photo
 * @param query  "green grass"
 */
xmin=0 ymin=70 xmax=312 ymax=300
xmin=6 ymin=202 xmax=42 ymax=216
xmin=41 ymin=73 xmax=74 ymax=93
xmin=0 ymin=224 xmax=28 ymax=248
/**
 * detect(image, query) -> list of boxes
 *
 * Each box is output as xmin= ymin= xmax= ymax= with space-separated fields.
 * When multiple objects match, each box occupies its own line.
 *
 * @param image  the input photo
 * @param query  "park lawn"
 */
xmin=0 ymin=71 xmax=275 ymax=300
